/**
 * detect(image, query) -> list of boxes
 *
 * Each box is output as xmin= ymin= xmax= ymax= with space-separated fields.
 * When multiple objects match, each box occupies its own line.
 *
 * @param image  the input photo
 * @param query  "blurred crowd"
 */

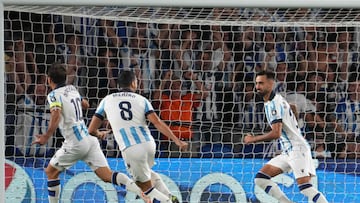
xmin=4 ymin=9 xmax=360 ymax=159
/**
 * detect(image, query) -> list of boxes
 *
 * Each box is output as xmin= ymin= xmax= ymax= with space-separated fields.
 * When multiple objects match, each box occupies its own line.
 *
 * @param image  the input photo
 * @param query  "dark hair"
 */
xmin=117 ymin=70 xmax=136 ymax=88
xmin=48 ymin=62 xmax=66 ymax=84
xmin=256 ymin=70 xmax=275 ymax=80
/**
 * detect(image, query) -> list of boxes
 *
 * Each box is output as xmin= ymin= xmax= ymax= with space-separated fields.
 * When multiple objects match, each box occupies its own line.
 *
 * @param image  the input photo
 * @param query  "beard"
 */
xmin=256 ymin=89 xmax=267 ymax=97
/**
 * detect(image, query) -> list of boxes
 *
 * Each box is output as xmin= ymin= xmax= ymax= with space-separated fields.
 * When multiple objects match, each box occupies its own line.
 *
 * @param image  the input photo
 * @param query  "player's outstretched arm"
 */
xmin=244 ymin=122 xmax=282 ymax=144
xmin=32 ymin=108 xmax=61 ymax=145
xmin=147 ymin=112 xmax=188 ymax=151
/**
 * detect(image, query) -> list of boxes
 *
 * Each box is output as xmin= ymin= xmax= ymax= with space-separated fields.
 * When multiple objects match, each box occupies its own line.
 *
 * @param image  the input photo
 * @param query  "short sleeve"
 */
xmin=267 ymin=99 xmax=284 ymax=125
xmin=94 ymin=98 xmax=106 ymax=120
xmin=47 ymin=91 xmax=62 ymax=110
xmin=144 ymin=98 xmax=154 ymax=116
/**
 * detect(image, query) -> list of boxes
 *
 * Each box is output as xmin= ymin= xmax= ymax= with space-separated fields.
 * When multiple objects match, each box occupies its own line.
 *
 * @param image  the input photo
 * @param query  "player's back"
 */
xmin=48 ymin=85 xmax=88 ymax=143
xmin=98 ymin=90 xmax=155 ymax=150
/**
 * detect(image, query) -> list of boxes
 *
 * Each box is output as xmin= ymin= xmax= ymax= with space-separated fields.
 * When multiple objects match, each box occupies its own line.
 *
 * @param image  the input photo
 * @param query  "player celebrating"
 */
xmin=244 ymin=71 xmax=328 ymax=203
xmin=88 ymin=70 xmax=188 ymax=203
xmin=32 ymin=63 xmax=145 ymax=203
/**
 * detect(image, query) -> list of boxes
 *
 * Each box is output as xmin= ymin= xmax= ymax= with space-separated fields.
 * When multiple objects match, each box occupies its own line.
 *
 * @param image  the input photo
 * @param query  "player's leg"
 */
xmin=255 ymin=155 xmax=293 ymax=203
xmin=46 ymin=145 xmax=82 ymax=203
xmin=296 ymin=176 xmax=328 ymax=203
xmin=151 ymin=171 xmax=180 ymax=203
xmin=45 ymin=164 xmax=62 ymax=203
xmin=94 ymin=167 xmax=143 ymax=198
xmin=85 ymin=137 xmax=144 ymax=197
xmin=291 ymin=149 xmax=328 ymax=203
xmin=123 ymin=142 xmax=172 ymax=202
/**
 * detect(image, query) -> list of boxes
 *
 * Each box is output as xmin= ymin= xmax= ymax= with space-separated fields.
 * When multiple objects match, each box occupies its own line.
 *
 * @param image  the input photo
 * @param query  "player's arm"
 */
xmin=147 ymin=112 xmax=188 ymax=151
xmin=243 ymin=122 xmax=282 ymax=144
xmin=88 ymin=115 xmax=110 ymax=140
xmin=32 ymin=108 xmax=61 ymax=145
xmin=81 ymin=98 xmax=90 ymax=110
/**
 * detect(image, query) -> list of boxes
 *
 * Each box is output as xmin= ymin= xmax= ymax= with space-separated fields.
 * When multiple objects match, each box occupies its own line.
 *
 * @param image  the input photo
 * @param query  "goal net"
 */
xmin=3 ymin=5 xmax=360 ymax=203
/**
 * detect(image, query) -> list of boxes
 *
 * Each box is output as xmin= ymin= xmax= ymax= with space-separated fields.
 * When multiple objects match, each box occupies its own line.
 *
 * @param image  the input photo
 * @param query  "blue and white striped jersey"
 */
xmin=95 ymin=90 xmax=155 ymax=151
xmin=264 ymin=93 xmax=310 ymax=154
xmin=47 ymin=85 xmax=89 ymax=145
xmin=336 ymin=97 xmax=360 ymax=137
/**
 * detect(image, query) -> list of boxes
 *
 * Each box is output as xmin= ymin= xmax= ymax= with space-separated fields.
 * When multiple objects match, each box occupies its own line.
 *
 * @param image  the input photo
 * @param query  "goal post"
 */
xmin=3 ymin=0 xmax=360 ymax=8
xmin=2 ymin=1 xmax=360 ymax=203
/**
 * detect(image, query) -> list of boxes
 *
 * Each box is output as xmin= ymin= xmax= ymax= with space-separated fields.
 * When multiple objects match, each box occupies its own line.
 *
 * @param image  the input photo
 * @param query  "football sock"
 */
xmin=48 ymin=179 xmax=60 ymax=203
xmin=255 ymin=172 xmax=293 ymax=203
xmin=144 ymin=186 xmax=171 ymax=202
xmin=151 ymin=171 xmax=171 ymax=197
xmin=112 ymin=172 xmax=142 ymax=197
xmin=299 ymin=183 xmax=328 ymax=203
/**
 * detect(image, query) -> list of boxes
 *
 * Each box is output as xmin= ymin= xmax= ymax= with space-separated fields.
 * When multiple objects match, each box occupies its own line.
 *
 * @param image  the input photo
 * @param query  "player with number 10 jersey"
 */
xmin=47 ymin=85 xmax=88 ymax=144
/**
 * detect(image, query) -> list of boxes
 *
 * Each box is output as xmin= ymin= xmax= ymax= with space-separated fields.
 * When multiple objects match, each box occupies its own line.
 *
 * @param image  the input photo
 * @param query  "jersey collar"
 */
xmin=269 ymin=91 xmax=276 ymax=101
xmin=119 ymin=88 xmax=134 ymax=92
xmin=54 ymin=82 xmax=66 ymax=90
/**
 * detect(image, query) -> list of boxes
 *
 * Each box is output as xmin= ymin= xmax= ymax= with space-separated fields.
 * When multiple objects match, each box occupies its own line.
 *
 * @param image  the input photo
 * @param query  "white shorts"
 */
xmin=267 ymin=145 xmax=316 ymax=179
xmin=49 ymin=136 xmax=108 ymax=171
xmin=122 ymin=141 xmax=156 ymax=182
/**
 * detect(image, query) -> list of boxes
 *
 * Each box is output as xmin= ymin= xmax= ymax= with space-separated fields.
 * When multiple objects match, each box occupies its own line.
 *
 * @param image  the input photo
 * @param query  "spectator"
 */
xmin=235 ymin=76 xmax=266 ymax=133
xmin=273 ymin=62 xmax=288 ymax=96
xmin=129 ymin=31 xmax=158 ymax=99
xmin=13 ymin=37 xmax=38 ymax=93
xmin=13 ymin=83 xmax=56 ymax=157
xmin=98 ymin=19 xmax=130 ymax=69
xmin=153 ymin=72 xmax=205 ymax=157
xmin=260 ymin=27 xmax=287 ymax=72
xmin=64 ymin=30 xmax=87 ymax=96
xmin=336 ymin=72 xmax=360 ymax=158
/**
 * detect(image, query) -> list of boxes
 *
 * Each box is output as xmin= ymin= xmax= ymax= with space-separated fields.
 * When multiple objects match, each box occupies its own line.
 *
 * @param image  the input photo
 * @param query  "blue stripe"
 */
xmin=112 ymin=172 xmax=118 ymax=185
xmin=139 ymin=126 xmax=150 ymax=141
xmin=35 ymin=112 xmax=44 ymax=156
xmin=299 ymin=183 xmax=312 ymax=191
xmin=80 ymin=123 xmax=89 ymax=136
xmin=48 ymin=179 xmax=60 ymax=187
xmin=96 ymin=100 xmax=106 ymax=115
xmin=48 ymin=190 xmax=56 ymax=197
xmin=255 ymin=172 xmax=271 ymax=179
xmin=130 ymin=127 xmax=141 ymax=144
xmin=120 ymin=128 xmax=131 ymax=148
xmin=265 ymin=185 xmax=272 ymax=193
xmin=313 ymin=193 xmax=321 ymax=202
xmin=72 ymin=126 xmax=83 ymax=141
xmin=26 ymin=116 xmax=36 ymax=156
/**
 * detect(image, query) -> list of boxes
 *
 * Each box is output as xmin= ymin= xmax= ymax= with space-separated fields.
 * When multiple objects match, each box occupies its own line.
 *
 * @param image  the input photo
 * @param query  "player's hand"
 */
xmin=81 ymin=99 xmax=90 ymax=110
xmin=97 ymin=130 xmax=112 ymax=140
xmin=243 ymin=133 xmax=255 ymax=144
xmin=176 ymin=140 xmax=189 ymax=151
xmin=31 ymin=134 xmax=50 ymax=145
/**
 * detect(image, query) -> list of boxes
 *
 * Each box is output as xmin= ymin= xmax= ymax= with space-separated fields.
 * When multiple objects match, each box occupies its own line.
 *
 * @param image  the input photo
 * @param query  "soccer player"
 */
xmin=244 ymin=71 xmax=328 ymax=203
xmin=88 ymin=70 xmax=188 ymax=203
xmin=32 ymin=63 xmax=145 ymax=203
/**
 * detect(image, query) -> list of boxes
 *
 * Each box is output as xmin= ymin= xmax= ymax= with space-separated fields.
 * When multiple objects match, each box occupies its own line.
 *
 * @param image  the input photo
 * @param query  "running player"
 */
xmin=32 ymin=63 xmax=145 ymax=203
xmin=244 ymin=71 xmax=328 ymax=203
xmin=88 ymin=70 xmax=188 ymax=203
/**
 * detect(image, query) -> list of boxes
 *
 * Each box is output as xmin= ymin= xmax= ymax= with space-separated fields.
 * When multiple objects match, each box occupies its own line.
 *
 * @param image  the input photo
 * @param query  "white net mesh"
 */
xmin=4 ymin=7 xmax=360 ymax=203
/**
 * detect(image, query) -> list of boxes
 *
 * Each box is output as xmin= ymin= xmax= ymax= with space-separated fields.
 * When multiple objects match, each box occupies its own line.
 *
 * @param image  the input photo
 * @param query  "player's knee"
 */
xmin=298 ymin=183 xmax=312 ymax=194
xmin=299 ymin=183 xmax=318 ymax=196
xmin=254 ymin=172 xmax=271 ymax=188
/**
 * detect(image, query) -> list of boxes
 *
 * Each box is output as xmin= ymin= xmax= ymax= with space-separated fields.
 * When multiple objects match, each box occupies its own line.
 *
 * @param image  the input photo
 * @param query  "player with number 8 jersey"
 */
xmin=89 ymin=70 xmax=188 ymax=203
